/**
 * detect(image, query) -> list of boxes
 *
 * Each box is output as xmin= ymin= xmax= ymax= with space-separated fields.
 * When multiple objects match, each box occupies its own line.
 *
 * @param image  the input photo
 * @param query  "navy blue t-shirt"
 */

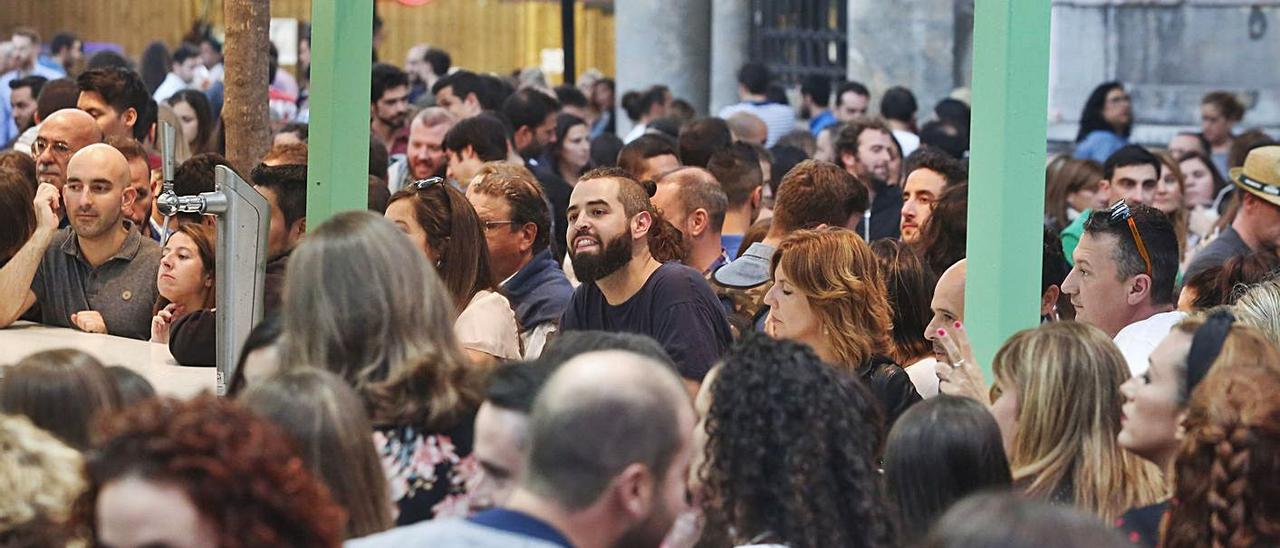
xmin=560 ymin=262 xmax=733 ymax=380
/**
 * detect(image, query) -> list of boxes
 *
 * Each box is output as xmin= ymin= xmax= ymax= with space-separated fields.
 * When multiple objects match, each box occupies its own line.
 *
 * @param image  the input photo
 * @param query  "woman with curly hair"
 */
xmin=1161 ymin=350 xmax=1280 ymax=547
xmin=936 ymin=321 xmax=1165 ymax=522
xmin=764 ymin=226 xmax=921 ymax=426
xmin=1114 ymin=310 xmax=1280 ymax=545
xmin=280 ymin=211 xmax=484 ymax=524
xmin=0 ymin=414 xmax=86 ymax=546
xmin=74 ymin=394 xmax=345 ymax=547
xmin=691 ymin=335 xmax=896 ymax=548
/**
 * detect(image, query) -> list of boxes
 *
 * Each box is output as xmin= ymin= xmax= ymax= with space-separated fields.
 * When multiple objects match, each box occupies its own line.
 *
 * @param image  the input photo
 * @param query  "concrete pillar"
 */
xmin=615 ymin=0 xmax=711 ymax=136
xmin=709 ymin=0 xmax=751 ymax=116
xmin=847 ymin=0 xmax=957 ymax=112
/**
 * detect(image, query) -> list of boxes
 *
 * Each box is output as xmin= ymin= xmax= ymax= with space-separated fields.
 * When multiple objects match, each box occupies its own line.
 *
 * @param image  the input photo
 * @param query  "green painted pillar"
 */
xmin=964 ymin=0 xmax=1051 ymax=377
xmin=306 ymin=0 xmax=372 ymax=224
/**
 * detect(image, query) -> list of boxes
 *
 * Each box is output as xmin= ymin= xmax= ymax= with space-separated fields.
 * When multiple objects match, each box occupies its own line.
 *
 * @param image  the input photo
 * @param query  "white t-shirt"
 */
xmin=892 ymin=128 xmax=920 ymax=158
xmin=454 ymin=290 xmax=522 ymax=361
xmin=1114 ymin=310 xmax=1186 ymax=376
xmin=904 ymin=356 xmax=940 ymax=399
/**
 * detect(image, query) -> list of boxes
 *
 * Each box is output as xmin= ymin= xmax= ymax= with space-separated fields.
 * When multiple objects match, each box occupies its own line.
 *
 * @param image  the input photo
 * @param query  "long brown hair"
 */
xmin=0 ymin=167 xmax=35 ymax=262
xmin=241 ymin=369 xmax=393 ymax=538
xmin=992 ymin=322 xmax=1165 ymax=521
xmin=772 ymin=227 xmax=893 ymax=371
xmin=1156 ymin=152 xmax=1189 ymax=261
xmin=388 ymin=182 xmax=496 ymax=314
xmin=0 ymin=349 xmax=122 ymax=450
xmin=1161 ymin=319 xmax=1280 ymax=547
xmin=871 ymin=239 xmax=937 ymax=365
xmin=279 ymin=211 xmax=482 ymax=430
xmin=1044 ymin=156 xmax=1103 ymax=232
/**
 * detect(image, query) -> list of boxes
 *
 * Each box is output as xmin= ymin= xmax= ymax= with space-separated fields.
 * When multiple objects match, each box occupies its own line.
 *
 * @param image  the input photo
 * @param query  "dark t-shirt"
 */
xmin=853 ymin=178 xmax=903 ymax=242
xmin=1184 ymin=226 xmax=1253 ymax=280
xmin=29 ymin=226 xmax=161 ymax=340
xmin=560 ymin=262 xmax=733 ymax=380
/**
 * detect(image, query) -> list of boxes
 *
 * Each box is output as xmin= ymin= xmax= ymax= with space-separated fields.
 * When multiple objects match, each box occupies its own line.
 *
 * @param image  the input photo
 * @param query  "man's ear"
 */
xmin=1041 ymin=285 xmax=1060 ymax=317
xmin=120 ymin=184 xmax=137 ymax=211
xmin=612 ymin=463 xmax=655 ymax=520
xmin=631 ymin=210 xmax=654 ymax=240
xmin=518 ymin=222 xmax=537 ymax=252
xmin=1127 ymin=272 xmax=1153 ymax=306
xmin=750 ymin=186 xmax=763 ymax=210
xmin=514 ymin=126 xmax=533 ymax=149
xmin=688 ymin=208 xmax=709 ymax=238
xmin=291 ymin=217 xmax=307 ymax=240
xmin=839 ymin=151 xmax=856 ymax=172
xmin=122 ymin=107 xmax=138 ymax=129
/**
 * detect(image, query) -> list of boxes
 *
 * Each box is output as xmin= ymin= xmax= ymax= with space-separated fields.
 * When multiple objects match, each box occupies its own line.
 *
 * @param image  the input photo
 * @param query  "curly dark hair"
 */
xmin=74 ymin=394 xmax=346 ymax=547
xmin=699 ymin=334 xmax=895 ymax=548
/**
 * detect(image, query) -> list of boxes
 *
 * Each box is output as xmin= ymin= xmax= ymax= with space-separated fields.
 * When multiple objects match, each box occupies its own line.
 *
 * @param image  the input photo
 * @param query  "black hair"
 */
xmin=622 ymin=85 xmax=668 ymax=121
xmin=171 ymin=42 xmax=200 ymax=65
xmin=370 ymin=63 xmax=409 ymax=104
xmin=737 ymin=62 xmax=772 ymax=95
xmin=835 ymin=81 xmax=870 ymax=106
xmin=502 ymin=88 xmax=560 ymax=133
xmin=919 ymin=120 xmax=968 ymax=159
xmin=76 ymin=67 xmax=149 ymax=132
xmin=86 ymin=50 xmax=132 ymax=72
xmin=50 ymin=32 xmax=79 ymax=55
xmin=646 ymin=116 xmax=681 ymax=141
xmin=250 ymin=163 xmax=308 ymax=228
xmin=904 ymin=146 xmax=967 ymax=186
xmin=768 ymin=144 xmax=808 ymax=195
xmin=105 ymin=365 xmax=157 ymax=408
xmin=589 ymin=133 xmax=624 ymax=169
xmin=764 ymin=83 xmax=789 ymax=106
xmin=801 ymin=75 xmax=832 ymax=108
xmin=617 ymin=134 xmax=679 ymax=180
xmin=1042 ymin=227 xmax=1071 ymax=295
xmin=914 ymin=182 xmax=969 ymax=276
xmin=278 ymin=122 xmax=309 ymax=142
xmin=423 ymin=47 xmax=451 ymax=77
xmin=538 ymin=331 xmax=676 ymax=372
xmin=920 ymin=492 xmax=1130 ymax=548
xmin=229 ymin=313 xmax=282 ymax=396
xmin=885 ymin=395 xmax=1013 ymax=545
xmin=431 ymin=69 xmax=484 ymax=103
xmin=934 ymin=98 xmax=971 ymax=130
xmin=1083 ymin=203 xmax=1179 ymax=306
xmin=1076 ymin=81 xmax=1130 ymax=142
xmin=441 ymin=113 xmax=509 ymax=161
xmin=707 ymin=142 xmax=763 ymax=207
xmin=1102 ymin=144 xmax=1161 ymax=182
xmin=553 ymin=84 xmax=589 ymax=109
xmin=173 ymin=153 xmax=236 ymax=222
xmin=677 ymin=116 xmax=733 ymax=168
xmin=880 ymin=86 xmax=918 ymax=122
xmin=701 ymin=334 xmax=896 ymax=548
xmin=368 ymin=137 xmax=388 ymax=180
xmin=485 ymin=361 xmax=553 ymax=414
xmin=8 ymin=75 xmax=47 ymax=96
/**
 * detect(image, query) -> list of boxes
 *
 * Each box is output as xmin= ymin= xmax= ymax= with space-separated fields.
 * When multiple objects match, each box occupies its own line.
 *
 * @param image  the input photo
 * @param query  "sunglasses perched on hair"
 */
xmin=1104 ymin=200 xmax=1152 ymax=278
xmin=411 ymin=177 xmax=445 ymax=190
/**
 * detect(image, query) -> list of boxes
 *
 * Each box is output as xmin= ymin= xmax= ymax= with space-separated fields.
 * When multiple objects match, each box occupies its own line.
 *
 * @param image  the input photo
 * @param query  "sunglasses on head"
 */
xmin=412 ymin=177 xmax=445 ymax=191
xmin=1104 ymin=200 xmax=1152 ymax=279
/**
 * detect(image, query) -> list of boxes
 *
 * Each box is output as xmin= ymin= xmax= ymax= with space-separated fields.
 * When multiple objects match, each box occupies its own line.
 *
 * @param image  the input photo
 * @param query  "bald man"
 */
xmin=653 ymin=167 xmax=729 ymax=275
xmin=0 ymin=143 xmax=161 ymax=339
xmin=349 ymin=349 xmax=695 ymax=548
xmin=34 ymin=108 xmax=103 ymax=190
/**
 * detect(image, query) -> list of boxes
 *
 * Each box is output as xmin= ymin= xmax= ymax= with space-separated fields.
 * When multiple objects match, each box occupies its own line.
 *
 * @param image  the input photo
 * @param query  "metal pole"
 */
xmin=965 ymin=0 xmax=1051 ymax=377
xmin=307 ymin=0 xmax=373 ymax=224
xmin=561 ymin=0 xmax=576 ymax=85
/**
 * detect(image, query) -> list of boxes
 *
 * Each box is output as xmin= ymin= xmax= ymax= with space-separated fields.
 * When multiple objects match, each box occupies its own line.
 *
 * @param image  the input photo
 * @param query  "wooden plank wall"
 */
xmin=0 ymin=0 xmax=615 ymax=82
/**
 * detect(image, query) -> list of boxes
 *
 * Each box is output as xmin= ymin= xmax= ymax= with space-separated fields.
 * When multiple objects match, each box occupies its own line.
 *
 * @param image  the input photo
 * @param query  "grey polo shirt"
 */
xmin=29 ymin=226 xmax=161 ymax=340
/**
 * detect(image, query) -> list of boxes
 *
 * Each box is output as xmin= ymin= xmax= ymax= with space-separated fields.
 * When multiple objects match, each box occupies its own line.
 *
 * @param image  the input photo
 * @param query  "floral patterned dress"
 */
xmin=373 ymin=414 xmax=478 ymax=525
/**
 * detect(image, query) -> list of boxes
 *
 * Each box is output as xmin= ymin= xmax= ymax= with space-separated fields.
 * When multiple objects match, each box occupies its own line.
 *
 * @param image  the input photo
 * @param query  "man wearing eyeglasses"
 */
xmin=1060 ymin=202 xmax=1181 ymax=375
xmin=0 ymin=144 xmax=161 ymax=339
xmin=34 ymin=108 xmax=103 ymax=192
xmin=1060 ymin=145 xmax=1161 ymax=264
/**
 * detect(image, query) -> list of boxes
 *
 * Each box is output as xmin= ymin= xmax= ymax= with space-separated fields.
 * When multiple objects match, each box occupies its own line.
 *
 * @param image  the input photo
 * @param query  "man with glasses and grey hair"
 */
xmin=1060 ymin=201 xmax=1181 ymax=376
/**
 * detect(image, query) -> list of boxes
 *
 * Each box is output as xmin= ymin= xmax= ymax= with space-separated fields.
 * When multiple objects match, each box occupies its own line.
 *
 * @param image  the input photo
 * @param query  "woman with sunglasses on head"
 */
xmin=1114 ymin=309 xmax=1280 ymax=546
xmin=385 ymin=177 xmax=521 ymax=365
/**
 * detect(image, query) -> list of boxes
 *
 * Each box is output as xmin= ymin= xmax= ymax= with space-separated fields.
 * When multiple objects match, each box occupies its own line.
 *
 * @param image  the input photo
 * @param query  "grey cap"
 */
xmin=712 ymin=242 xmax=777 ymax=289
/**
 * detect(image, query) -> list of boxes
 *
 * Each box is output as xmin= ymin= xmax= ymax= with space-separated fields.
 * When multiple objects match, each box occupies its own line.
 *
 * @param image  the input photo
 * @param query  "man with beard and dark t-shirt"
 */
xmin=370 ymin=63 xmax=410 ymax=157
xmin=559 ymin=167 xmax=732 ymax=394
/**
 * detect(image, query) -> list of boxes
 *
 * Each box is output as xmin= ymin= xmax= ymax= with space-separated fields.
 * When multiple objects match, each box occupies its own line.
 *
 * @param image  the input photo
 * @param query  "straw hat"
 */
xmin=1230 ymin=145 xmax=1280 ymax=207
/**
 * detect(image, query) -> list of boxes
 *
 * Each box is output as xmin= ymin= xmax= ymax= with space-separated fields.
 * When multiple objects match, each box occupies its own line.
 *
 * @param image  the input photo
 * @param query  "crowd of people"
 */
xmin=1 ymin=20 xmax=1279 ymax=548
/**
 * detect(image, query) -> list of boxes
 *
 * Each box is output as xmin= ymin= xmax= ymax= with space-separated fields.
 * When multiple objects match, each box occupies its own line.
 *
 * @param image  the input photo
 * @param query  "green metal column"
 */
xmin=965 ymin=0 xmax=1051 ymax=376
xmin=306 ymin=0 xmax=372 ymax=224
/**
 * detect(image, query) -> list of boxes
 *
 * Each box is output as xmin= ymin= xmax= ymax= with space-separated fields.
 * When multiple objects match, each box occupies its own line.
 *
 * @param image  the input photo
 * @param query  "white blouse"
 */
xmin=453 ymin=290 xmax=522 ymax=361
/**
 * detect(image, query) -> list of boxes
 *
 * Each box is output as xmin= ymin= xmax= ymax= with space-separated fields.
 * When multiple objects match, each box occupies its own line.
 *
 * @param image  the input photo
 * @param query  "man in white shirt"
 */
xmin=152 ymin=44 xmax=201 ymax=102
xmin=718 ymin=62 xmax=794 ymax=147
xmin=1061 ymin=202 xmax=1183 ymax=375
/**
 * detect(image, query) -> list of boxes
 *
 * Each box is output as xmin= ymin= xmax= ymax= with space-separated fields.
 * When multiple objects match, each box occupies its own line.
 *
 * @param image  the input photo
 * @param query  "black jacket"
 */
xmin=859 ymin=355 xmax=922 ymax=429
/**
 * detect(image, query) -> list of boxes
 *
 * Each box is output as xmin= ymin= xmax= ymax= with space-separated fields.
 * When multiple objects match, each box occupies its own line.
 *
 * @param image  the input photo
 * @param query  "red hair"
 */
xmin=75 ymin=394 xmax=347 ymax=547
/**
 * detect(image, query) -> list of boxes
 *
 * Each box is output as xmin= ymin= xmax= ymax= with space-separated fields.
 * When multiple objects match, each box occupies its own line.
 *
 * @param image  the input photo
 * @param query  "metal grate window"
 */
xmin=749 ymin=0 xmax=848 ymax=85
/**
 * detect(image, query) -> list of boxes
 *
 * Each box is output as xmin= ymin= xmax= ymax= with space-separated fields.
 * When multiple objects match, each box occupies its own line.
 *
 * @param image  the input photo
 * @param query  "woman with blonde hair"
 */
xmin=279 ymin=210 xmax=483 ymax=524
xmin=1232 ymin=279 xmax=1280 ymax=347
xmin=764 ymin=226 xmax=921 ymax=426
xmin=935 ymin=321 xmax=1165 ymax=521
xmin=0 ymin=414 xmax=86 ymax=546
xmin=241 ymin=368 xmax=394 ymax=538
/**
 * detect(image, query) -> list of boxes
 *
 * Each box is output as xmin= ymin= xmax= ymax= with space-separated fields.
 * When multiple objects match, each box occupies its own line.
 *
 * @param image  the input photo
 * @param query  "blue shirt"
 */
xmin=721 ymin=234 xmax=745 ymax=259
xmin=809 ymin=110 xmax=837 ymax=137
xmin=1073 ymin=130 xmax=1128 ymax=164
xmin=468 ymin=509 xmax=572 ymax=548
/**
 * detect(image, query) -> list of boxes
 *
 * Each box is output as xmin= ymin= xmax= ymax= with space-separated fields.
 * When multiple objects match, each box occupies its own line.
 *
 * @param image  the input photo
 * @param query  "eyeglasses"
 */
xmin=1105 ymin=200 xmax=1152 ymax=278
xmin=412 ymin=177 xmax=444 ymax=190
xmin=33 ymin=138 xmax=73 ymax=157
xmin=482 ymin=220 xmax=517 ymax=231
